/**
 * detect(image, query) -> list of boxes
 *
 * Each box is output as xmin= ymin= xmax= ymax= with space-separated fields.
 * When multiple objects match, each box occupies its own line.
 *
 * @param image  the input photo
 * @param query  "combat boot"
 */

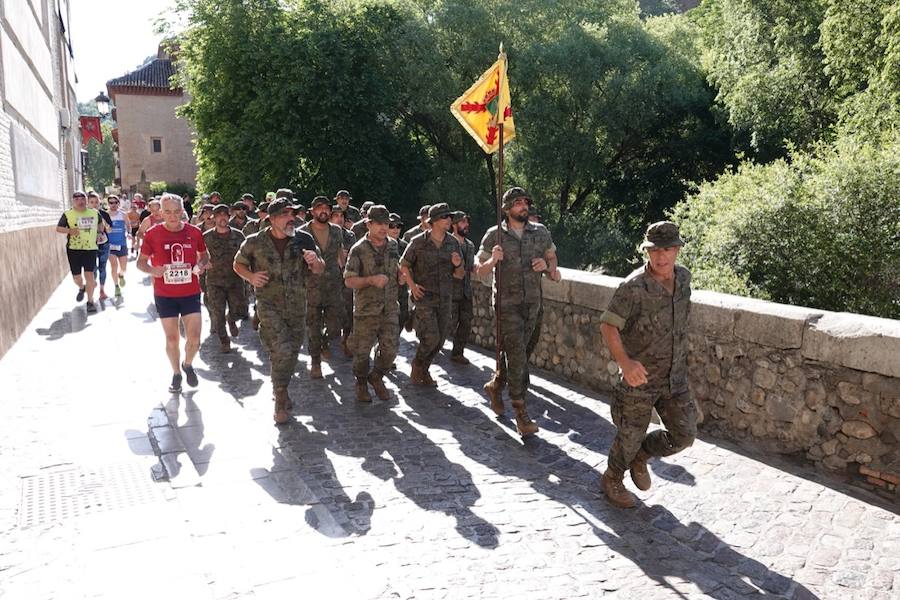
xmin=273 ymin=388 xmax=290 ymax=424
xmin=309 ymin=358 xmax=323 ymax=380
xmin=410 ymin=359 xmax=428 ymax=385
xmin=367 ymin=371 xmax=390 ymax=401
xmin=483 ymin=376 xmax=505 ymax=416
xmin=629 ymin=449 xmax=652 ymax=491
xmin=421 ymin=363 xmax=438 ymax=387
xmin=601 ymin=469 xmax=636 ymax=509
xmin=356 ymin=377 xmax=372 ymax=402
xmin=219 ymin=336 xmax=231 ymax=353
xmin=511 ymin=399 xmax=539 ymax=436
xmin=228 ymin=318 xmax=239 ymax=338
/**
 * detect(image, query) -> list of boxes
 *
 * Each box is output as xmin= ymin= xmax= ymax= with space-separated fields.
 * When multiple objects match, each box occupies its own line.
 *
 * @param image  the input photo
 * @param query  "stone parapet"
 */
xmin=470 ymin=267 xmax=900 ymax=498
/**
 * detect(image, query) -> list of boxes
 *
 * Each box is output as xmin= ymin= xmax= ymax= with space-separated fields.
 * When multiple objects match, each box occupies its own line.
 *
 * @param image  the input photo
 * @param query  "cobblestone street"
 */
xmin=1 ymin=269 xmax=898 ymax=600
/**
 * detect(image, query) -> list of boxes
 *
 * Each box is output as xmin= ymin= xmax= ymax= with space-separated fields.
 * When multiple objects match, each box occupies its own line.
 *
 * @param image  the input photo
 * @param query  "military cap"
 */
xmin=502 ymin=187 xmax=531 ymax=210
xmin=231 ymin=201 xmax=246 ymax=210
xmin=331 ymin=204 xmax=345 ymax=213
xmin=640 ymin=221 xmax=685 ymax=250
xmin=257 ymin=201 xmax=270 ymax=213
xmin=212 ymin=204 xmax=230 ymax=214
xmin=366 ymin=205 xmax=391 ymax=224
xmin=200 ymin=203 xmax=215 ymax=213
xmin=360 ymin=201 xmax=374 ymax=213
xmin=209 ymin=191 xmax=221 ymax=198
xmin=265 ymin=191 xmax=276 ymax=202
xmin=451 ymin=210 xmax=468 ymax=224
xmin=427 ymin=202 xmax=452 ymax=223
xmin=310 ymin=196 xmax=331 ymax=210
xmin=389 ymin=212 xmax=403 ymax=226
xmin=293 ymin=204 xmax=306 ymax=214
xmin=334 ymin=189 xmax=351 ymax=199
xmin=418 ymin=204 xmax=432 ymax=217
xmin=267 ymin=198 xmax=295 ymax=218
xmin=275 ymin=188 xmax=294 ymax=200
xmin=241 ymin=193 xmax=255 ymax=201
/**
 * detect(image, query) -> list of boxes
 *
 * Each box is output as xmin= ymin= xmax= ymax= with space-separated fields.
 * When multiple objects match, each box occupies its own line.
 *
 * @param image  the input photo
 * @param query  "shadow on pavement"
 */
xmin=196 ymin=335 xmax=265 ymax=404
xmin=400 ymin=381 xmax=816 ymax=598
xmin=35 ymin=309 xmax=91 ymax=340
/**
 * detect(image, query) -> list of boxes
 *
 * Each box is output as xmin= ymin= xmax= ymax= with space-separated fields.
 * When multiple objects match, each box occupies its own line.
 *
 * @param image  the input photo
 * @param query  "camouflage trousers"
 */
xmin=342 ymin=287 xmax=354 ymax=334
xmin=257 ymin=301 xmax=306 ymax=389
xmin=413 ymin=302 xmax=451 ymax=366
xmin=449 ymin=294 xmax=473 ymax=355
xmin=494 ymin=302 xmax=542 ymax=400
xmin=206 ymin=282 xmax=249 ymax=337
xmin=608 ymin=384 xmax=698 ymax=474
xmin=351 ymin=314 xmax=400 ymax=378
xmin=306 ymin=301 xmax=343 ymax=358
xmin=398 ymin=285 xmax=409 ymax=331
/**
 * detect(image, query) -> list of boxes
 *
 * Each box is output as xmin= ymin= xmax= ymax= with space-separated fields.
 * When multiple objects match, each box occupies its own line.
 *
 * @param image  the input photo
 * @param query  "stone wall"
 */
xmin=471 ymin=268 xmax=900 ymax=499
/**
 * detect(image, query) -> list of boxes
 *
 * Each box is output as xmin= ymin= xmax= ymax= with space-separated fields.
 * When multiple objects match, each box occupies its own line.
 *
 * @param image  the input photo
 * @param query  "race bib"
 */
xmin=110 ymin=244 xmax=122 ymax=251
xmin=78 ymin=216 xmax=94 ymax=230
xmin=163 ymin=262 xmax=192 ymax=285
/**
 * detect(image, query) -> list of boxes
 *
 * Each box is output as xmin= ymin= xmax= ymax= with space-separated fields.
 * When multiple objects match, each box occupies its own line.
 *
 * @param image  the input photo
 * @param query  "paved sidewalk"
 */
xmin=1 ymin=268 xmax=898 ymax=599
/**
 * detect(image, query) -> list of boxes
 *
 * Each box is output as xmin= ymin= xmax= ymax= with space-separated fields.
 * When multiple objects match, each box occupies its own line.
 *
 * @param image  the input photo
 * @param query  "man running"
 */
xmin=137 ymin=194 xmax=210 ymax=393
xmin=136 ymin=199 xmax=164 ymax=256
xmin=56 ymin=190 xmax=100 ymax=313
xmin=448 ymin=211 xmax=476 ymax=365
xmin=106 ymin=195 xmax=130 ymax=298
xmin=204 ymin=204 xmax=248 ymax=352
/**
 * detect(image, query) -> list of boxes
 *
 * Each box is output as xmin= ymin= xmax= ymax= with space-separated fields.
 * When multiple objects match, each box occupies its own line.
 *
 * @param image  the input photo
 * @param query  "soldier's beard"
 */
xmin=282 ymin=224 xmax=296 ymax=237
xmin=510 ymin=212 xmax=528 ymax=223
xmin=315 ymin=213 xmax=329 ymax=223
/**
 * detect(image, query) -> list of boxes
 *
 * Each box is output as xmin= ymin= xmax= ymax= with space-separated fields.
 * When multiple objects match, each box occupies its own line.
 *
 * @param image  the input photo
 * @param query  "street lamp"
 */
xmin=94 ymin=91 xmax=110 ymax=117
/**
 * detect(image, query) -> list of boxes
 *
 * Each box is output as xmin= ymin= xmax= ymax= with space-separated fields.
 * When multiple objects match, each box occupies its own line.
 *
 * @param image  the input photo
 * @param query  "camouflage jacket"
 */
xmin=452 ymin=236 xmax=476 ymax=300
xmin=228 ymin=216 xmax=248 ymax=231
xmin=242 ymin=218 xmax=269 ymax=237
xmin=400 ymin=230 xmax=461 ymax=307
xmin=350 ymin=219 xmax=368 ymax=242
xmin=600 ymin=264 xmax=692 ymax=393
xmin=344 ymin=205 xmax=361 ymax=224
xmin=203 ymin=227 xmax=245 ymax=286
xmin=344 ymin=236 xmax=400 ymax=317
xmin=477 ymin=221 xmax=555 ymax=307
xmin=402 ymin=225 xmax=427 ymax=244
xmin=299 ymin=221 xmax=346 ymax=304
xmin=234 ymin=230 xmax=319 ymax=307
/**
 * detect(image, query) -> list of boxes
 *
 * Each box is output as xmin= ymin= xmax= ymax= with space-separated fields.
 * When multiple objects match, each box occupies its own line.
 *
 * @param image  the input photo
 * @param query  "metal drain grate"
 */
xmin=18 ymin=463 xmax=166 ymax=528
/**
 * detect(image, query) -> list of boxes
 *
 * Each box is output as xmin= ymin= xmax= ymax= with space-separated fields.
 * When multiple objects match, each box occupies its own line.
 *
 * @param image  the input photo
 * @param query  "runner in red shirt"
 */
xmin=137 ymin=193 xmax=210 ymax=392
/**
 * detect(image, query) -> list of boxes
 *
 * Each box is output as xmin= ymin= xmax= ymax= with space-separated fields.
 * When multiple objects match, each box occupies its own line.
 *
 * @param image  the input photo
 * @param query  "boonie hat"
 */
xmin=257 ymin=201 xmax=270 ymax=213
xmin=502 ymin=187 xmax=530 ymax=210
xmin=389 ymin=212 xmax=403 ymax=226
xmin=267 ymin=198 xmax=294 ymax=218
xmin=366 ymin=205 xmax=391 ymax=224
xmin=640 ymin=221 xmax=685 ymax=250
xmin=311 ymin=196 xmax=331 ymax=210
xmin=451 ymin=211 xmax=467 ymax=224
xmin=231 ymin=201 xmax=246 ymax=210
xmin=427 ymin=203 xmax=452 ymax=223
xmin=418 ymin=205 xmax=432 ymax=217
xmin=213 ymin=204 xmax=230 ymax=215
xmin=241 ymin=193 xmax=255 ymax=201
xmin=335 ymin=190 xmax=351 ymax=199
xmin=275 ymin=188 xmax=294 ymax=200
xmin=360 ymin=201 xmax=374 ymax=214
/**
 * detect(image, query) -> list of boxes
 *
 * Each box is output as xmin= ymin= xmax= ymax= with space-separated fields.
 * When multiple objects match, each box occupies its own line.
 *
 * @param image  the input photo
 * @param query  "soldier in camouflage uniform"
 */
xmin=350 ymin=200 xmax=374 ymax=240
xmin=233 ymin=195 xmax=325 ymax=424
xmin=204 ymin=204 xmax=248 ymax=352
xmin=402 ymin=205 xmax=431 ymax=243
xmin=448 ymin=211 xmax=476 ymax=365
xmin=300 ymin=196 xmax=348 ymax=378
xmin=229 ymin=202 xmax=249 ymax=231
xmin=475 ymin=187 xmax=561 ymax=437
xmin=332 ymin=204 xmax=357 ymax=357
xmin=334 ymin=190 xmax=361 ymax=224
xmin=387 ymin=212 xmax=409 ymax=340
xmin=240 ymin=193 xmax=257 ymax=219
xmin=599 ymin=221 xmax=696 ymax=508
xmin=344 ymin=205 xmax=401 ymax=401
xmin=400 ymin=203 xmax=464 ymax=386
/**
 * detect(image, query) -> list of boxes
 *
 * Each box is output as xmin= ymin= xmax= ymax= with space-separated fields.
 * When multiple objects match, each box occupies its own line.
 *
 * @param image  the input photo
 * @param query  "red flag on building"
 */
xmin=79 ymin=116 xmax=103 ymax=145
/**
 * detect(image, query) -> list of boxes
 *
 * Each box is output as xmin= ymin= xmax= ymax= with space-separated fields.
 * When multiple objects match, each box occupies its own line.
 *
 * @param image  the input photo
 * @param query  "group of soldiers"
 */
xmin=190 ymin=185 xmax=696 ymax=509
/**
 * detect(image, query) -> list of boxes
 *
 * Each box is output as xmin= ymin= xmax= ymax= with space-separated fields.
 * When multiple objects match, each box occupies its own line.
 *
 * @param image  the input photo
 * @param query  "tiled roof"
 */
xmin=107 ymin=59 xmax=178 ymax=90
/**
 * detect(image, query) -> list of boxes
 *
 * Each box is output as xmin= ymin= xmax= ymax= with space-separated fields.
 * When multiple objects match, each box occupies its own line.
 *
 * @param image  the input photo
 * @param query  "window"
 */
xmin=151 ymin=138 xmax=162 ymax=153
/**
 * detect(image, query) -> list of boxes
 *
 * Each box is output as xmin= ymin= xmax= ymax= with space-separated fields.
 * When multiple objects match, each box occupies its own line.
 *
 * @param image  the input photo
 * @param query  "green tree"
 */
xmin=84 ymin=122 xmax=115 ymax=192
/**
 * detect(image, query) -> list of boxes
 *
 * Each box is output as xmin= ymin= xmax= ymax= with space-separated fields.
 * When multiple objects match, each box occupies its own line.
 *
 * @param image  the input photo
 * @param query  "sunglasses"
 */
xmin=109 ymin=200 xmax=119 ymax=204
xmin=73 ymin=194 xmax=86 ymax=199
xmin=388 ymin=224 xmax=400 ymax=229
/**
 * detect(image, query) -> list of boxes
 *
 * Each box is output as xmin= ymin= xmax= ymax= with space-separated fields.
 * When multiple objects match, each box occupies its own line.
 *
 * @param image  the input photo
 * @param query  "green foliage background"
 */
xmin=163 ymin=0 xmax=899 ymax=318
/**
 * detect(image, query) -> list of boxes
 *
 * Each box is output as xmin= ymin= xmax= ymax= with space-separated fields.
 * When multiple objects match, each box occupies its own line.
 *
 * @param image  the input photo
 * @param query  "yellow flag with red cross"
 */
xmin=450 ymin=46 xmax=515 ymax=154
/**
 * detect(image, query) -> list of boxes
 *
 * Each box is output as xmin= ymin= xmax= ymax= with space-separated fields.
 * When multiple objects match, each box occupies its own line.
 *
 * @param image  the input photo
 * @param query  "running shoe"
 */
xmin=76 ymin=287 xmax=85 ymax=302
xmin=85 ymin=301 xmax=97 ymax=313
xmin=169 ymin=373 xmax=183 ymax=393
xmin=182 ymin=363 xmax=198 ymax=387
xmin=119 ymin=275 xmax=125 ymax=287
xmin=115 ymin=285 xmax=122 ymax=297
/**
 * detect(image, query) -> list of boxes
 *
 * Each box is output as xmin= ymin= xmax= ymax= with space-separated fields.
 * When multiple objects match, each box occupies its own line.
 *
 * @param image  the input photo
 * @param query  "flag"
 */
xmin=79 ymin=116 xmax=103 ymax=145
xmin=450 ymin=46 xmax=515 ymax=154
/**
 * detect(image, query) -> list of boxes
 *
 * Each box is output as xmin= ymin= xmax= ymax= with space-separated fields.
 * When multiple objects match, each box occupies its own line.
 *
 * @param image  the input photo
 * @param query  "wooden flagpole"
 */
xmin=495 ymin=121 xmax=504 ymax=371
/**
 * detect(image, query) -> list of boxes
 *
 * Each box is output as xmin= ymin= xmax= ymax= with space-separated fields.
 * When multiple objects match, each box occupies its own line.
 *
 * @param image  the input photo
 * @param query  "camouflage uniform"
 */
xmin=203 ymin=226 xmax=248 ymax=336
xmin=477 ymin=220 xmax=555 ymax=401
xmin=300 ymin=220 xmax=346 ymax=358
xmin=402 ymin=224 xmax=427 ymax=244
xmin=400 ymin=228 xmax=461 ymax=367
xmin=350 ymin=218 xmax=368 ymax=242
xmin=449 ymin=233 xmax=476 ymax=358
xmin=234 ymin=228 xmax=318 ymax=389
xmin=397 ymin=236 xmax=409 ymax=329
xmin=344 ymin=236 xmax=400 ymax=379
xmin=340 ymin=227 xmax=357 ymax=336
xmin=600 ymin=263 xmax=696 ymax=474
